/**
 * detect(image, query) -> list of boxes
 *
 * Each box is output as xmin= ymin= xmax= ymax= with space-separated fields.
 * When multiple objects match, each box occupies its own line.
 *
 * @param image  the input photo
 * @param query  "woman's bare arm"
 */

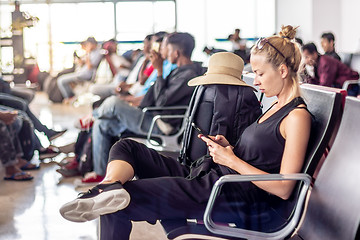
xmin=201 ymin=108 xmax=311 ymax=200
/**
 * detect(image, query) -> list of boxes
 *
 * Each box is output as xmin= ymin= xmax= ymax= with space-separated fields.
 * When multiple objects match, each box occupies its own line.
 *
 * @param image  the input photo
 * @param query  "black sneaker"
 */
xmin=59 ymin=181 xmax=130 ymax=222
xmin=39 ymin=146 xmax=60 ymax=160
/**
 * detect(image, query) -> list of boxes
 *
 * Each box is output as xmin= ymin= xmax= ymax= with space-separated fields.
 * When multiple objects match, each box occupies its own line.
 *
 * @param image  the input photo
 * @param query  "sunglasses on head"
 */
xmin=256 ymin=37 xmax=285 ymax=58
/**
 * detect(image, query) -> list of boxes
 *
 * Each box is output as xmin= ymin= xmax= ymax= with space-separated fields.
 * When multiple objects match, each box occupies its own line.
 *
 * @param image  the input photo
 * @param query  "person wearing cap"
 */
xmin=59 ymin=26 xmax=311 ymax=240
xmin=57 ymin=36 xmax=104 ymax=103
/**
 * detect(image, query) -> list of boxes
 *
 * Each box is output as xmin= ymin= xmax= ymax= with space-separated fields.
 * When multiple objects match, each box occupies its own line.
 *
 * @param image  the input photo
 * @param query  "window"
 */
xmin=1 ymin=0 xmax=274 ymax=73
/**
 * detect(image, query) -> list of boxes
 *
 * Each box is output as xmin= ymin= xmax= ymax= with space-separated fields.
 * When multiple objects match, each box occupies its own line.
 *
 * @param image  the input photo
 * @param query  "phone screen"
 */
xmin=152 ymin=42 xmax=160 ymax=52
xmin=191 ymin=123 xmax=211 ymax=139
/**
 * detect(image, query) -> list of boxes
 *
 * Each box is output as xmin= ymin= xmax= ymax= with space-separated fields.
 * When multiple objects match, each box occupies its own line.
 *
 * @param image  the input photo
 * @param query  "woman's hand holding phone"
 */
xmin=210 ymin=135 xmax=232 ymax=148
xmin=192 ymin=123 xmax=232 ymax=148
xmin=197 ymin=131 xmax=237 ymax=168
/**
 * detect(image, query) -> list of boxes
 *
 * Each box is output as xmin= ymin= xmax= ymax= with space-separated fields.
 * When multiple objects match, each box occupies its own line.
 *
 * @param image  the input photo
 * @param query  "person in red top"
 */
xmin=302 ymin=42 xmax=359 ymax=88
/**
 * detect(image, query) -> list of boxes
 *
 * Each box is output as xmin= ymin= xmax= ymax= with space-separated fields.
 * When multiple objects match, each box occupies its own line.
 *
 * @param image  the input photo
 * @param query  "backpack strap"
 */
xmin=178 ymin=86 xmax=204 ymax=164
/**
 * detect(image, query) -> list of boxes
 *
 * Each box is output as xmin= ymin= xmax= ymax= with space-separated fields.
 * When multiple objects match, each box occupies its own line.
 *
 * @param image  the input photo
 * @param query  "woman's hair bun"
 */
xmin=279 ymin=25 xmax=298 ymax=40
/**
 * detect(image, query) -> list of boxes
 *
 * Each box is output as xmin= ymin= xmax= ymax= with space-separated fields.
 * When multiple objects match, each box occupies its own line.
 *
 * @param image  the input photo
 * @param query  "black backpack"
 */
xmin=43 ymin=67 xmax=75 ymax=103
xmin=43 ymin=75 xmax=64 ymax=103
xmin=0 ymin=77 xmax=11 ymax=94
xmin=74 ymin=130 xmax=93 ymax=176
xmin=18 ymin=116 xmax=35 ymax=161
xmin=178 ymin=84 xmax=262 ymax=166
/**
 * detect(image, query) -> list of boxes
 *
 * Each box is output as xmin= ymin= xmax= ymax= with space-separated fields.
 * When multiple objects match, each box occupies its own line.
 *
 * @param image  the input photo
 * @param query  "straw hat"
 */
xmin=188 ymin=52 xmax=250 ymax=87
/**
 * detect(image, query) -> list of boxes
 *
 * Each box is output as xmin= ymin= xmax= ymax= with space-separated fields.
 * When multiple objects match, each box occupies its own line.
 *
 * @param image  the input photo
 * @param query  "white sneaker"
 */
xmin=59 ymin=181 xmax=130 ymax=222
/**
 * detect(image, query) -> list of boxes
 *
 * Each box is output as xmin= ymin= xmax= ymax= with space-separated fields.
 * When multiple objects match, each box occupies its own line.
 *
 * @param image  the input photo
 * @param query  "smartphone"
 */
xmin=152 ymin=42 xmax=160 ymax=52
xmin=191 ymin=122 xmax=211 ymax=139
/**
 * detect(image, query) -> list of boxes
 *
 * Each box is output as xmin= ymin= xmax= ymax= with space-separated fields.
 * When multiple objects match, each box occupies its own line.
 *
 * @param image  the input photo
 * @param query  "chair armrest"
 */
xmin=342 ymin=79 xmax=360 ymax=90
xmin=139 ymin=106 xmax=188 ymax=132
xmin=146 ymin=114 xmax=186 ymax=140
xmin=142 ymin=105 xmax=189 ymax=113
xmin=204 ymin=173 xmax=311 ymax=240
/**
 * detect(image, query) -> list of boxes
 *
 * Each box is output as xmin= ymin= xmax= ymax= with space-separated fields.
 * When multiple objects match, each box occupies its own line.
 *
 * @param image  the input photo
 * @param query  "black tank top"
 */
xmin=233 ymin=97 xmax=307 ymax=174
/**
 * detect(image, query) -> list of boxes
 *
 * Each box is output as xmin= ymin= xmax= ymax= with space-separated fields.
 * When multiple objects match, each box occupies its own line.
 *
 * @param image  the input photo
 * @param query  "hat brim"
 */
xmin=188 ymin=73 xmax=256 ymax=91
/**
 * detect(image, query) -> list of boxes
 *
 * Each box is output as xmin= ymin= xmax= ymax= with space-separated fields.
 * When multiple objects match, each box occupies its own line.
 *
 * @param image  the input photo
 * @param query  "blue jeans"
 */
xmin=92 ymin=95 xmax=160 ymax=176
xmin=57 ymin=72 xmax=92 ymax=99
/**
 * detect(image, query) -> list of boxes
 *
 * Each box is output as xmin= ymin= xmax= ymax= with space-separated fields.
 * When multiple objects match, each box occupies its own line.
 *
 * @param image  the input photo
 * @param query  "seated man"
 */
xmin=80 ymin=32 xmax=204 ymax=184
xmin=57 ymin=37 xmax=104 ymax=103
xmin=120 ymin=33 xmax=177 ymax=107
xmin=320 ymin=32 xmax=341 ymax=61
xmin=89 ymin=35 xmax=152 ymax=100
xmin=302 ymin=42 xmax=359 ymax=88
xmin=102 ymin=39 xmax=131 ymax=78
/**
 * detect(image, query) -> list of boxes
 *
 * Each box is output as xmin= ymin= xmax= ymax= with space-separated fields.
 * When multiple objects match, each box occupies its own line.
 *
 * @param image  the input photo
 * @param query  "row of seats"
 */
xmin=140 ymin=75 xmax=359 ymax=239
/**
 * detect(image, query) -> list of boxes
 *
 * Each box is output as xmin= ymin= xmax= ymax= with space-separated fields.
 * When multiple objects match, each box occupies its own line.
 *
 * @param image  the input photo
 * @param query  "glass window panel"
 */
xmin=0 ymin=4 xmax=14 ymax=73
xmin=256 ymin=0 xmax=276 ymax=37
xmin=49 ymin=2 xmax=114 ymax=71
xmin=116 ymin=2 xmax=154 ymax=38
xmin=115 ymin=1 xmax=176 ymax=54
xmin=152 ymin=1 xmax=176 ymax=33
xmin=1 ymin=1 xmax=274 ymax=73
xmin=0 ymin=4 xmax=12 ymax=37
xmin=21 ymin=4 xmax=50 ymax=71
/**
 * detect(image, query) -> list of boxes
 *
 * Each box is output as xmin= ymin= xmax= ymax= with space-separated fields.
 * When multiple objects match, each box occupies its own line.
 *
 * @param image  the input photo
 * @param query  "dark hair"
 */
xmin=86 ymin=36 xmax=97 ymax=45
xmin=302 ymin=42 xmax=319 ymax=54
xmin=203 ymin=46 xmax=210 ymax=52
xmin=145 ymin=34 xmax=153 ymax=41
xmin=167 ymin=32 xmax=195 ymax=58
xmin=102 ymin=38 xmax=116 ymax=47
xmin=295 ymin=37 xmax=303 ymax=46
xmin=321 ymin=32 xmax=335 ymax=42
xmin=153 ymin=31 xmax=168 ymax=43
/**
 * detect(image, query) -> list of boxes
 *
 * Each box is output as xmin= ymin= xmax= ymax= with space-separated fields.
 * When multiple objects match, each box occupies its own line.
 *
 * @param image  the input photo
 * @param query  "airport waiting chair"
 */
xmin=338 ymin=52 xmax=353 ymax=67
xmin=204 ymin=96 xmax=360 ymax=240
xmin=163 ymin=84 xmax=343 ymax=240
xmin=349 ymin=53 xmax=360 ymax=73
xmin=342 ymin=79 xmax=359 ymax=97
xmin=342 ymin=53 xmax=360 ymax=96
xmin=131 ymin=104 xmax=189 ymax=154
xmin=291 ymin=96 xmax=360 ymax=240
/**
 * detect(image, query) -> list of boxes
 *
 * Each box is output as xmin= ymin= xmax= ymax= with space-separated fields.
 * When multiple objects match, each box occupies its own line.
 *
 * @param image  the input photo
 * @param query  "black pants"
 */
xmin=100 ymin=139 xmax=243 ymax=240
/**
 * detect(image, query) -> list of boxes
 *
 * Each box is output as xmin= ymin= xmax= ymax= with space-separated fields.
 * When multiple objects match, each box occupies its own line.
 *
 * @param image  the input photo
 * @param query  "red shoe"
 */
xmin=74 ymin=115 xmax=94 ymax=131
xmin=63 ymin=159 xmax=79 ymax=170
xmin=74 ymin=172 xmax=104 ymax=187
xmin=81 ymin=174 xmax=104 ymax=183
xmin=57 ymin=156 xmax=76 ymax=167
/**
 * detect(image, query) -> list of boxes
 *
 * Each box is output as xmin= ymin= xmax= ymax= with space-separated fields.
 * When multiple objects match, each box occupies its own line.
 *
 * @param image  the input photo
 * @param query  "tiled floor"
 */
xmin=0 ymin=92 xmax=167 ymax=240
